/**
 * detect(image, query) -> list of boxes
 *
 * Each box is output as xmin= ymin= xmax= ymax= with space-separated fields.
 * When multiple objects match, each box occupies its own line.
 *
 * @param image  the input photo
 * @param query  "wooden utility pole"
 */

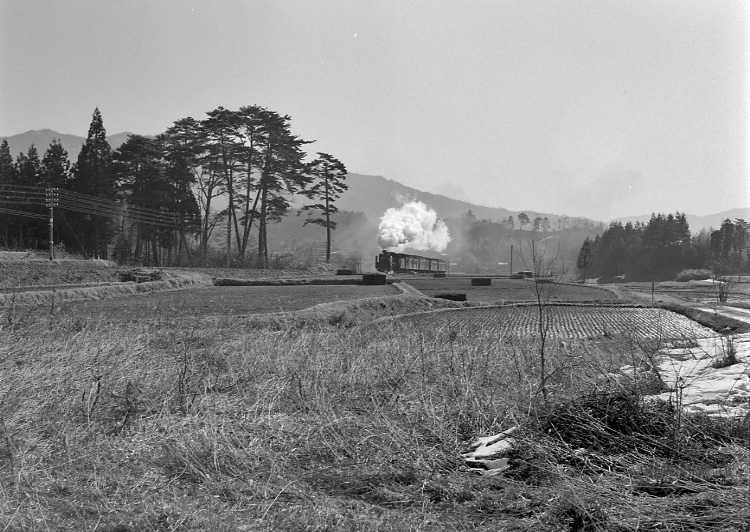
xmin=45 ymin=188 xmax=58 ymax=260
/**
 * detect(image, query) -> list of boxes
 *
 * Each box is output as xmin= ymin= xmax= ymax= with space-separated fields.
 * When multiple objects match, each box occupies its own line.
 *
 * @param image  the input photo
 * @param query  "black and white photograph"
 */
xmin=1 ymin=1 xmax=749 ymax=530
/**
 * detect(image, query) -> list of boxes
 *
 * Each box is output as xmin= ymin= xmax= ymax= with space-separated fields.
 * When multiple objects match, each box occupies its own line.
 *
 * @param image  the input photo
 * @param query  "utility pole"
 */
xmin=510 ymin=245 xmax=513 ymax=276
xmin=45 ymin=188 xmax=58 ymax=260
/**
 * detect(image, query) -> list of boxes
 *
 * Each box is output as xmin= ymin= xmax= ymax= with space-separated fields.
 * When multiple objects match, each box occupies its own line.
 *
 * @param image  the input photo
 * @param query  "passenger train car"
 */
xmin=375 ymin=250 xmax=448 ymax=274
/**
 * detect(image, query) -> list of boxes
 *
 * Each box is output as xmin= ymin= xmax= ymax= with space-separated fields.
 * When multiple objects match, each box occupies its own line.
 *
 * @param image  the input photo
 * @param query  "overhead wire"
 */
xmin=0 ymin=206 xmax=47 ymax=220
xmin=0 ymin=185 xmax=185 ymax=228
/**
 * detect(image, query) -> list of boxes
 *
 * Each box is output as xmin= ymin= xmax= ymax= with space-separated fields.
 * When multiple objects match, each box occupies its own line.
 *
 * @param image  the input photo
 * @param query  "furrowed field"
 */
xmin=402 ymin=305 xmax=717 ymax=340
xmin=0 ymin=263 xmax=748 ymax=531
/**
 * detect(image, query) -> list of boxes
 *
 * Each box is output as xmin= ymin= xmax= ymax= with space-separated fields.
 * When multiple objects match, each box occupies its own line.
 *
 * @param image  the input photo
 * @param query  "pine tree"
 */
xmin=113 ymin=135 xmax=168 ymax=265
xmin=299 ymin=153 xmax=348 ymax=263
xmin=254 ymin=110 xmax=311 ymax=267
xmin=202 ymin=107 xmax=244 ymax=266
xmin=159 ymin=119 xmax=202 ymax=265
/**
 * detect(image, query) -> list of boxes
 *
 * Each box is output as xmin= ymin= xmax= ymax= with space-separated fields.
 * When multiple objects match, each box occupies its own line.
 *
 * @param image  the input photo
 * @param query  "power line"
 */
xmin=0 ymin=185 xmax=187 ymax=227
xmin=0 ymin=206 xmax=46 ymax=220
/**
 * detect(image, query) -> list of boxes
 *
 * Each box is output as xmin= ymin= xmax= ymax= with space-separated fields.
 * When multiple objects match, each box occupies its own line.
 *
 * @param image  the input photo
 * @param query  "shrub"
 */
xmin=711 ymin=337 xmax=738 ymax=368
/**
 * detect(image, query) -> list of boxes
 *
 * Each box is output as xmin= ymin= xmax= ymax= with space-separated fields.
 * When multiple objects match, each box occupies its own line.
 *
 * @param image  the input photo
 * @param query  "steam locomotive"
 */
xmin=375 ymin=250 xmax=448 ymax=274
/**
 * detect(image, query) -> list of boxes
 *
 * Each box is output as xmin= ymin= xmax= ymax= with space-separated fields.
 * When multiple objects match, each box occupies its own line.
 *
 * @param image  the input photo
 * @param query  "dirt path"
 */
xmin=611 ymin=283 xmax=750 ymax=328
xmin=692 ymin=305 xmax=750 ymax=325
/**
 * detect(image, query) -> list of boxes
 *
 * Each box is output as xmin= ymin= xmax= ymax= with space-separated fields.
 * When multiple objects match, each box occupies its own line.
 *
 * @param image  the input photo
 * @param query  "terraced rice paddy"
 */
xmin=401 ymin=304 xmax=717 ymax=340
xmin=404 ymin=276 xmax=618 ymax=303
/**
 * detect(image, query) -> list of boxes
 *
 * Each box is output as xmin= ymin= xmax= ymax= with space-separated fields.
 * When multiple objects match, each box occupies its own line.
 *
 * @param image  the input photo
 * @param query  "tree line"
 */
xmin=576 ymin=213 xmax=749 ymax=282
xmin=0 ymin=107 xmax=348 ymax=267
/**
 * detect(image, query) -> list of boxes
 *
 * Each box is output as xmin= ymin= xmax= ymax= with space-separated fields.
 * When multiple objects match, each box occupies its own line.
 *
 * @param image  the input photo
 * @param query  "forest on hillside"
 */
xmin=441 ymin=210 xmax=603 ymax=275
xmin=0 ymin=107 xmax=347 ymax=268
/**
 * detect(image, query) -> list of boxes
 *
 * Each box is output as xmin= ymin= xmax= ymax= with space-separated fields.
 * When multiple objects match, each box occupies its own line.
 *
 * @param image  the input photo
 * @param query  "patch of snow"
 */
xmin=652 ymin=333 xmax=750 ymax=417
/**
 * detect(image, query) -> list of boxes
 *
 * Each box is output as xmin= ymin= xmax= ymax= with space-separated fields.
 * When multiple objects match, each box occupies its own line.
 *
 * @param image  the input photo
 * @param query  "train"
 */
xmin=375 ymin=250 xmax=448 ymax=274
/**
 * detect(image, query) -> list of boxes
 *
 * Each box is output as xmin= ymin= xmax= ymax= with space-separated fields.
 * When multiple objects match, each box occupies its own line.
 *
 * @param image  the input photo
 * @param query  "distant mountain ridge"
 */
xmin=2 ymin=128 xmax=135 ymax=162
xmin=2 ymin=129 xmax=743 ymax=231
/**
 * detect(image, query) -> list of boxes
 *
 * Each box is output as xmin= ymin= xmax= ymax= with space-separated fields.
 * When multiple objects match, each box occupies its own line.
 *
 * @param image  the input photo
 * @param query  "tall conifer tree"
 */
xmin=72 ymin=108 xmax=114 ymax=258
xmin=41 ymin=138 xmax=71 ymax=188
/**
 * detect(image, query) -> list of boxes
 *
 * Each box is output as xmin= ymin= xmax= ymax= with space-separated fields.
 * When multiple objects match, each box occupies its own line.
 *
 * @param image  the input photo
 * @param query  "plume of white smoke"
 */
xmin=377 ymin=201 xmax=451 ymax=252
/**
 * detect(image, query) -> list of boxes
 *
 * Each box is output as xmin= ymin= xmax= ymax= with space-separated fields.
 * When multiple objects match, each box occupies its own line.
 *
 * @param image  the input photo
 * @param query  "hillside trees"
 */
xmin=442 ymin=210 xmax=600 ymax=274
xmin=518 ymin=212 xmax=530 ymax=230
xmin=298 ymin=153 xmax=348 ymax=263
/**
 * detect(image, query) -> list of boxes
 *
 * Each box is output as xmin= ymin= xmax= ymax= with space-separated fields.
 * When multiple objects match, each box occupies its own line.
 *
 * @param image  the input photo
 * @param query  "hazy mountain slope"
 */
xmin=2 ymin=129 xmax=134 ymax=161
xmin=339 ymin=173 xmax=554 ymax=223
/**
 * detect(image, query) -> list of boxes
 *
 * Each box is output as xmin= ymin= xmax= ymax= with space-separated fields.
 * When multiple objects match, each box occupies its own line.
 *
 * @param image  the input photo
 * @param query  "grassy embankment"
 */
xmin=0 ymin=263 xmax=748 ymax=531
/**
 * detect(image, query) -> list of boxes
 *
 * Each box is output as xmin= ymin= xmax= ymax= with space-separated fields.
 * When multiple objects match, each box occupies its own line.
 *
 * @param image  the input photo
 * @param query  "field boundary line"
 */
xmin=366 ymin=301 xmax=648 ymax=327
xmin=0 ymin=273 xmax=214 ymax=307
xmin=394 ymin=281 xmax=427 ymax=297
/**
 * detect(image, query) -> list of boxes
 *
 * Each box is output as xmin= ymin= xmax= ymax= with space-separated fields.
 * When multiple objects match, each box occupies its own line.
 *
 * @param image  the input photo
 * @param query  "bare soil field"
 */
xmin=400 ymin=304 xmax=716 ymax=340
xmin=54 ymin=283 xmax=401 ymax=321
xmin=404 ymin=276 xmax=618 ymax=303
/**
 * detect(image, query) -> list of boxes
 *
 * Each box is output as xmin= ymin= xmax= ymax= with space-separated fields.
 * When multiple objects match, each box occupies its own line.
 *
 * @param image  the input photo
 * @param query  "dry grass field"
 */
xmin=0 ymin=260 xmax=748 ymax=531
xmin=0 ymin=258 xmax=122 ymax=290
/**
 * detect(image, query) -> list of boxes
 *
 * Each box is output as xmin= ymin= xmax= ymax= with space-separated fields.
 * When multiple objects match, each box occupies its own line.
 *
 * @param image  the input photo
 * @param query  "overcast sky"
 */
xmin=1 ymin=0 xmax=747 ymax=220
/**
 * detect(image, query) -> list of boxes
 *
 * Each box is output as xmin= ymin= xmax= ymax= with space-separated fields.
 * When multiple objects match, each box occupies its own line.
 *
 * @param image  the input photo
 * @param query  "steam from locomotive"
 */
xmin=377 ymin=201 xmax=450 ymax=252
